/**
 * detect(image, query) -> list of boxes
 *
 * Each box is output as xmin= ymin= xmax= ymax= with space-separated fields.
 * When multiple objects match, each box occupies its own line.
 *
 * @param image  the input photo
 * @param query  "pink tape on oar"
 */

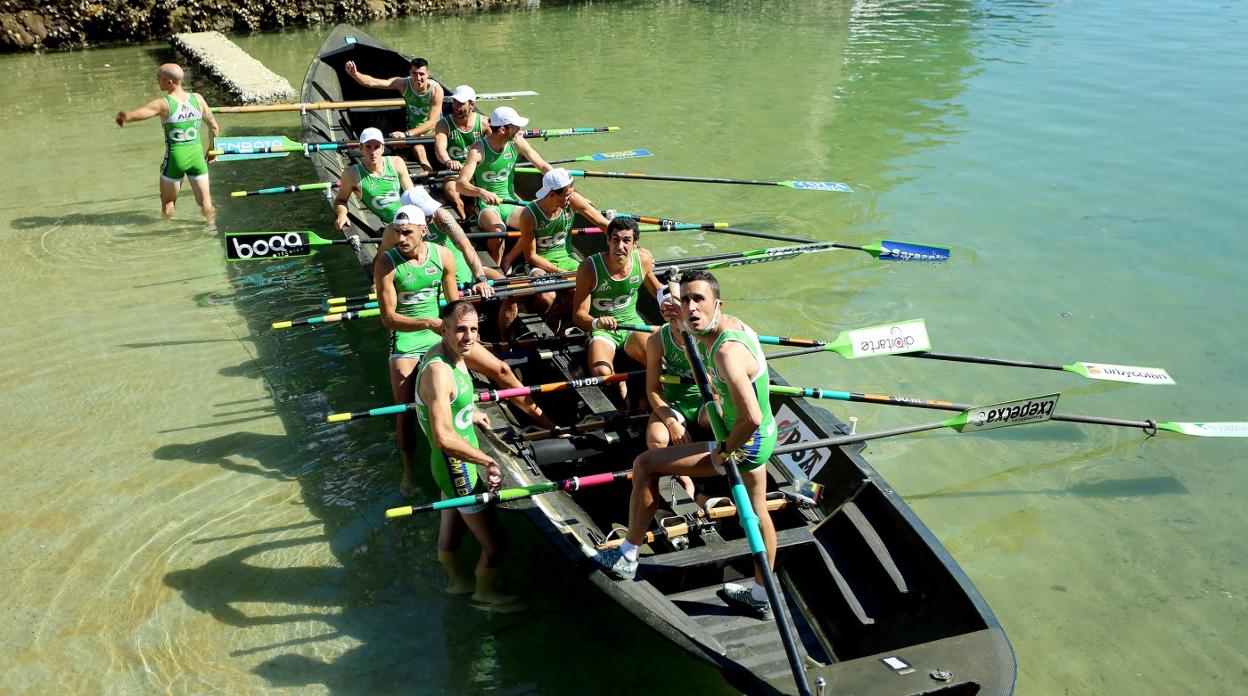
xmin=570 ymin=472 xmax=621 ymax=489
xmin=480 ymin=385 xmax=532 ymax=402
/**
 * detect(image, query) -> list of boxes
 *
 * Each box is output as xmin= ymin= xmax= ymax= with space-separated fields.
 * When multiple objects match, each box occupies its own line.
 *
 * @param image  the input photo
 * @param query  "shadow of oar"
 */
xmin=912 ymin=475 xmax=1188 ymax=500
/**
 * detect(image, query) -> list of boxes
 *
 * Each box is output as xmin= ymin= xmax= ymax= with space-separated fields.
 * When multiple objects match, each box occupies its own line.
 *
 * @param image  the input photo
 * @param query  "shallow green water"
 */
xmin=1 ymin=0 xmax=1245 ymax=693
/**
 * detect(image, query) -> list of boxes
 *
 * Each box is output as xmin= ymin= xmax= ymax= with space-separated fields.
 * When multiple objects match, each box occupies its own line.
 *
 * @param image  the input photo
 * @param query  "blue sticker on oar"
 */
xmin=878 ymin=241 xmax=950 ymax=262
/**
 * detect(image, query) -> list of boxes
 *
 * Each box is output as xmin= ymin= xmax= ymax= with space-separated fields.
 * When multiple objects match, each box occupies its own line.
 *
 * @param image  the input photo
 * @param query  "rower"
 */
xmin=584 ymin=270 xmax=780 ymax=622
xmin=415 ymin=299 xmax=522 ymax=608
xmin=115 ymin=62 xmax=219 ymax=223
xmin=433 ymin=85 xmax=490 ymax=219
xmin=571 ymin=217 xmax=660 ymax=400
xmin=644 ymin=285 xmax=708 ymax=500
xmin=343 ymin=57 xmax=442 ymax=171
xmin=502 ymin=168 xmax=612 ymax=315
xmin=333 ymin=127 xmax=416 ymax=230
xmin=455 ymin=106 xmax=552 ymax=264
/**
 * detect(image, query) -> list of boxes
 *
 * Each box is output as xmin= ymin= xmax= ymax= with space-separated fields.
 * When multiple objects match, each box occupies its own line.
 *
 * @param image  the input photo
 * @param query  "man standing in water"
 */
xmin=415 ymin=299 xmax=521 ymax=608
xmin=115 ymin=63 xmax=219 ymax=223
xmin=584 ymin=270 xmax=780 ymax=621
xmin=344 ymin=58 xmax=442 ymax=171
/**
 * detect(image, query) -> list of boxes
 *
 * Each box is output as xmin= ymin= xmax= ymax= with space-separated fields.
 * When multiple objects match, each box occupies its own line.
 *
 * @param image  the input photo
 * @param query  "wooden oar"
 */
xmin=516 ymin=166 xmax=852 ymax=193
xmin=327 ymin=370 xmax=645 ymax=423
xmin=223 ymin=231 xmax=380 ymax=261
xmin=214 ymin=91 xmax=536 ymax=113
xmin=386 ymin=469 xmax=632 ymax=517
xmin=619 ymin=319 xmax=933 ymax=360
xmin=664 ymin=269 xmax=812 ymax=696
xmin=210 ymin=134 xmax=434 ymax=159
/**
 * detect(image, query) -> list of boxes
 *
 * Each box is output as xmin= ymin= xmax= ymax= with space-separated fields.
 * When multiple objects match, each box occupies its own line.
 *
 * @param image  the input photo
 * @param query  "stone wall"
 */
xmin=0 ymin=0 xmax=524 ymax=52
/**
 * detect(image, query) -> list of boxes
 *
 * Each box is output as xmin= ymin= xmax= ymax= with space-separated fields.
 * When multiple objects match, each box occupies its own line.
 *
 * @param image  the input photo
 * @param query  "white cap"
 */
xmin=450 ymin=85 xmax=477 ymax=103
xmin=489 ymin=106 xmax=529 ymax=128
xmin=535 ymin=168 xmax=575 ymax=199
xmin=401 ymin=186 xmax=442 ymax=217
xmin=358 ymin=127 xmax=385 ymax=145
xmin=392 ymin=205 xmax=426 ymax=226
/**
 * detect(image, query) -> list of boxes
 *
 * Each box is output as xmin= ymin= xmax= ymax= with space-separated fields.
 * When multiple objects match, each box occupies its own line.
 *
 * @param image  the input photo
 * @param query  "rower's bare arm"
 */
xmin=394 ymin=156 xmax=417 ymax=191
xmin=571 ymin=261 xmax=597 ymax=332
xmin=376 ymin=225 xmax=398 ymax=256
xmin=572 ymin=194 xmax=610 ymax=228
xmin=436 ymin=210 xmax=485 ymax=278
xmin=115 ymin=97 xmax=166 ymax=127
xmin=420 ymin=363 xmax=496 ymax=467
xmin=343 ymin=61 xmax=404 ymax=91
xmin=455 ymin=145 xmax=486 ymax=197
xmin=439 ymin=246 xmax=461 ymax=301
xmin=332 ymin=169 xmax=359 ymax=230
xmin=640 ymin=249 xmax=662 ymax=296
xmin=715 ymin=343 xmax=764 ymax=454
xmin=514 ymin=135 xmax=551 ymax=173
xmin=644 ymin=332 xmax=671 ymax=412
xmin=433 ymin=122 xmax=455 ymax=168
xmin=197 ymin=94 xmax=220 ymax=138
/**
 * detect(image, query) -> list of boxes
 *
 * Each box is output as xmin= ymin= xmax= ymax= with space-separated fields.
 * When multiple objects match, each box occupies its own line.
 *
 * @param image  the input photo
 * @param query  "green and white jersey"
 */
xmin=385 ymin=244 xmax=447 ymax=358
xmin=660 ymin=323 xmax=701 ymax=406
xmin=473 ymin=137 xmax=517 ymax=201
xmin=402 ymin=79 xmax=436 ymax=129
xmin=356 ymin=158 xmax=403 ymax=223
xmin=705 ymin=323 xmax=776 ymax=445
xmin=525 ymin=199 xmax=577 ymax=272
xmin=441 ymin=112 xmax=482 ymax=163
xmin=414 ymin=353 xmax=482 ymax=498
xmin=588 ymin=250 xmax=644 ymax=322
xmin=162 ymin=93 xmax=203 ymax=149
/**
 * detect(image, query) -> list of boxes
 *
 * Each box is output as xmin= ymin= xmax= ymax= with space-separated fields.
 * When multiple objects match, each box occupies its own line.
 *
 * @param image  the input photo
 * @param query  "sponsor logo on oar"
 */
xmin=226 ymin=232 xmax=311 ymax=261
xmin=1073 ymin=362 xmax=1176 ymax=385
xmin=954 ymin=393 xmax=1060 ymax=433
xmin=848 ymin=319 xmax=930 ymax=358
xmin=878 ymin=241 xmax=950 ymax=262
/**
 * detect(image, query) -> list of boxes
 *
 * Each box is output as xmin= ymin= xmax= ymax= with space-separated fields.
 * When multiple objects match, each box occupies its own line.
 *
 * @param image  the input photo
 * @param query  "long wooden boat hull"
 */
xmin=301 ymin=24 xmax=1016 ymax=695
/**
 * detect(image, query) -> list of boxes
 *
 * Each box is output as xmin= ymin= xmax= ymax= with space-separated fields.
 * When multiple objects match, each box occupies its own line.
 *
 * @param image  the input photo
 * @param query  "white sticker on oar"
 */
xmin=954 ymin=393 xmax=1060 ymax=433
xmin=1161 ymin=422 xmax=1248 ymax=438
xmin=1071 ymin=362 xmax=1176 ymax=385
xmin=848 ymin=319 xmax=930 ymax=358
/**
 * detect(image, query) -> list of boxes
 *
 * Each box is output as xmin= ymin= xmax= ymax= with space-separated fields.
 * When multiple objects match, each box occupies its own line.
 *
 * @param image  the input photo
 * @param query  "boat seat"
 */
xmin=637 ymin=526 xmax=813 ymax=578
xmin=839 ymin=502 xmax=908 ymax=593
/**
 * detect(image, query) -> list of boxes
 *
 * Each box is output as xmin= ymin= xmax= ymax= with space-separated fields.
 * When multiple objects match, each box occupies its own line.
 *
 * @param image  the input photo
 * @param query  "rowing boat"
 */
xmin=299 ymin=24 xmax=1016 ymax=695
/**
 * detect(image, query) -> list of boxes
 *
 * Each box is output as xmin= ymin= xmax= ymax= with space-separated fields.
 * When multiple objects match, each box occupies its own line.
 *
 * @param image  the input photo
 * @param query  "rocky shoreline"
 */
xmin=0 ymin=0 xmax=525 ymax=53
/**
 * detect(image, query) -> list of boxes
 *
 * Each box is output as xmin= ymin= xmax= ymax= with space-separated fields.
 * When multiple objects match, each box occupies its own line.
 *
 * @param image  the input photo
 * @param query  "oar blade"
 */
xmin=780 ymin=180 xmax=854 ymax=193
xmin=832 ymin=318 xmax=931 ymax=359
xmin=224 ymin=232 xmax=314 ymax=261
xmin=584 ymin=149 xmax=652 ymax=161
xmin=1063 ymin=362 xmax=1176 ymax=385
xmin=212 ymin=135 xmax=301 ymax=160
xmin=865 ymin=240 xmax=951 ymax=262
xmin=946 ymin=393 xmax=1061 ymax=433
xmin=1158 ymin=422 xmax=1248 ymax=438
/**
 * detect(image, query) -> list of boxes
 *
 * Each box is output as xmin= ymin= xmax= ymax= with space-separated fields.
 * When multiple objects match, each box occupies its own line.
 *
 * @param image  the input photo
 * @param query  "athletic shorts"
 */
xmin=389 ymin=329 xmax=440 ymax=361
xmin=663 ymin=386 xmax=704 ymax=424
xmin=713 ymin=424 xmax=777 ymax=474
xmin=590 ymin=316 xmax=645 ymax=351
xmin=537 ymin=254 xmax=580 ymax=274
xmin=476 ymin=203 xmax=522 ymax=229
xmin=161 ymin=145 xmax=208 ymax=182
xmin=432 ymin=453 xmax=489 ymax=514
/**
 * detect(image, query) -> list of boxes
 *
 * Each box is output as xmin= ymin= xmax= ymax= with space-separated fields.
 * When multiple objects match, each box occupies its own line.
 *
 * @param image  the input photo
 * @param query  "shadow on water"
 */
xmin=117 ymin=339 xmax=240 ymax=349
xmin=914 ymin=475 xmax=1188 ymax=500
xmin=10 ymin=211 xmax=166 ymax=229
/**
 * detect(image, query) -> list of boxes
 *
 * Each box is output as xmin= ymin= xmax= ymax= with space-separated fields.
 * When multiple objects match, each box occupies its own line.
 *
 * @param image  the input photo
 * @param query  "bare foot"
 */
xmin=444 ymin=579 xmax=474 ymax=596
xmin=470 ymin=591 xmax=527 ymax=612
xmin=400 ymin=477 xmax=417 ymax=498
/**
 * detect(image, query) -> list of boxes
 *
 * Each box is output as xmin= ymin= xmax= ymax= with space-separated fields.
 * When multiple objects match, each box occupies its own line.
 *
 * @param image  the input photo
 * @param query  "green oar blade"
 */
xmin=944 ymin=393 xmax=1061 ymax=433
xmin=1062 ymin=361 xmax=1176 ymax=385
xmin=826 ymin=318 xmax=931 ymax=359
xmin=224 ymin=231 xmax=315 ymax=261
xmin=1157 ymin=422 xmax=1248 ymax=437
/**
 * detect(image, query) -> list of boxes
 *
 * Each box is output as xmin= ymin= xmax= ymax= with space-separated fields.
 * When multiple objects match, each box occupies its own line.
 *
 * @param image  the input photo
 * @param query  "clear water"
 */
xmin=1 ymin=0 xmax=1245 ymax=692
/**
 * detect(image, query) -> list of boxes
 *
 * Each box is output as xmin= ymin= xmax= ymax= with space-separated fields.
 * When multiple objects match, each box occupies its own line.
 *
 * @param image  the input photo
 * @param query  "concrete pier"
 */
xmin=170 ymin=31 xmax=294 ymax=105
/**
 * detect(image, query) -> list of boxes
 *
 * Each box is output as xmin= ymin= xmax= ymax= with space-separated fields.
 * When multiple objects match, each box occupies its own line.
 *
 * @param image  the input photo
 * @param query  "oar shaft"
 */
xmin=772 ymin=421 xmax=951 ymax=454
xmin=387 ymin=469 xmax=632 ymax=516
xmin=520 ymin=412 xmax=649 ymax=442
xmin=900 ymin=351 xmax=1064 ymax=371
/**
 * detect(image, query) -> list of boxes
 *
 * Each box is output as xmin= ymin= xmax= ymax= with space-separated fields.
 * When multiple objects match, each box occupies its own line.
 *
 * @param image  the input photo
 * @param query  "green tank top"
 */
xmin=706 ymin=324 xmax=776 ymax=441
xmin=473 ymin=137 xmax=517 ymax=200
xmin=162 ymin=93 xmax=203 ymax=148
xmin=660 ymin=323 xmax=700 ymax=403
xmin=425 ymin=217 xmax=472 ymax=284
xmin=588 ymin=250 xmax=644 ymax=321
xmin=442 ymin=113 xmax=482 ymax=163
xmin=385 ymin=245 xmax=445 ymax=320
xmin=414 ymin=353 xmax=481 ymax=486
xmin=525 ymin=199 xmax=576 ymax=270
xmin=402 ymin=79 xmax=435 ymax=129
xmin=356 ymin=158 xmax=402 ymax=223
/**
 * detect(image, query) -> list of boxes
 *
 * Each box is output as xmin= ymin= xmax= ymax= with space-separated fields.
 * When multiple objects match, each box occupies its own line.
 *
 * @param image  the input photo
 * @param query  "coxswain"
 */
xmin=114 ymin=63 xmax=219 ymax=223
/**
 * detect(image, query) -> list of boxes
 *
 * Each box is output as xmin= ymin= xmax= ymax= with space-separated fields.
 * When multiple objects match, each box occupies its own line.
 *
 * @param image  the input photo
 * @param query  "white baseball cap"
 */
xmin=450 ymin=85 xmax=477 ymax=103
xmin=401 ymin=186 xmax=442 ymax=217
xmin=489 ymin=106 xmax=529 ymax=128
xmin=358 ymin=127 xmax=385 ymax=145
xmin=535 ymin=168 xmax=575 ymax=199
xmin=392 ymin=205 xmax=426 ymax=226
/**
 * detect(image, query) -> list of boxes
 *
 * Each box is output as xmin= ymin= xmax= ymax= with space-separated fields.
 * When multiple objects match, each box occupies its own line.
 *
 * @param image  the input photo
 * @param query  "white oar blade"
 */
xmin=478 ymin=90 xmax=538 ymax=100
xmin=1066 ymin=362 xmax=1176 ymax=385
xmin=587 ymin=149 xmax=651 ymax=161
xmin=784 ymin=181 xmax=854 ymax=193
xmin=951 ymin=394 xmax=1061 ymax=433
xmin=844 ymin=319 xmax=931 ymax=358
xmin=1159 ymin=422 xmax=1248 ymax=438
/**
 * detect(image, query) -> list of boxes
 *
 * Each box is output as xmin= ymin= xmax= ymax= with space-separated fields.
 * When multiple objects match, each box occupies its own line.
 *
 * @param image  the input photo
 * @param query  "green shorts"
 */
xmin=663 ymin=386 xmax=704 ymax=424
xmin=590 ymin=315 xmax=645 ymax=351
xmin=431 ymin=452 xmax=487 ymax=512
xmin=390 ymin=329 xmax=440 ymax=361
xmin=161 ymin=145 xmax=208 ymax=182
xmin=476 ymin=203 xmax=523 ymax=229
xmin=537 ymin=254 xmax=580 ymax=274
